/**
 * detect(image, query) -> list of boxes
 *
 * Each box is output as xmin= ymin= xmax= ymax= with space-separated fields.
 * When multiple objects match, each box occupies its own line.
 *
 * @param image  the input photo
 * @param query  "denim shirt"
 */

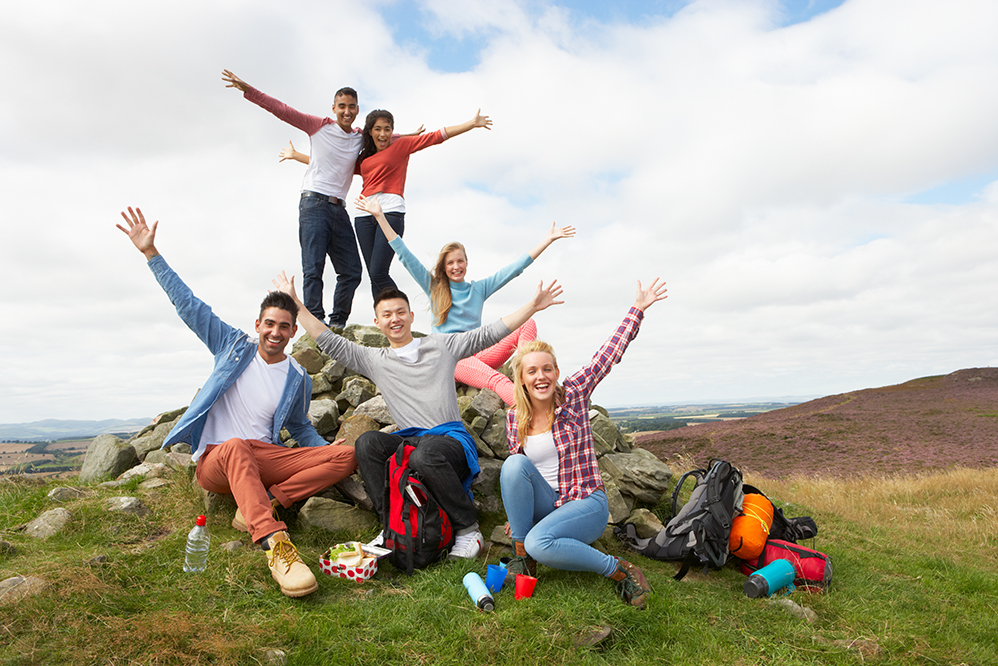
xmin=149 ymin=255 xmax=326 ymax=459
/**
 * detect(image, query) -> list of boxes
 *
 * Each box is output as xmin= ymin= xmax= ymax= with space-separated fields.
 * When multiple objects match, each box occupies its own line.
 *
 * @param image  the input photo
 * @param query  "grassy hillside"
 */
xmin=2 ymin=369 xmax=997 ymax=665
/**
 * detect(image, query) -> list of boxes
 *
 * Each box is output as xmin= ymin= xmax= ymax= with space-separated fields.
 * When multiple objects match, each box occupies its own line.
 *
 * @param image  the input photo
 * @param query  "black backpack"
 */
xmin=617 ymin=459 xmax=744 ymax=580
xmin=383 ymin=442 xmax=455 ymax=575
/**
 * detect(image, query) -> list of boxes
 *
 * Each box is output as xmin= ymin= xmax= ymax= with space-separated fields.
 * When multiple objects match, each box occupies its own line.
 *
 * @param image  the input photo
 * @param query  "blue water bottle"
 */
xmin=463 ymin=572 xmax=494 ymax=611
xmin=744 ymin=559 xmax=795 ymax=598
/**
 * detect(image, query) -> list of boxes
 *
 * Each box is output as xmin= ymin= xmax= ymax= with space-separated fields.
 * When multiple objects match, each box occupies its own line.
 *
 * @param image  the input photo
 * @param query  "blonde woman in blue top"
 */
xmin=355 ymin=195 xmax=574 ymax=405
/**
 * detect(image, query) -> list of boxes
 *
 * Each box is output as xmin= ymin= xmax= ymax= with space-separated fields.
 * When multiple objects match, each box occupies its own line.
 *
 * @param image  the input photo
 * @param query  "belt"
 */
xmin=301 ymin=191 xmax=344 ymax=206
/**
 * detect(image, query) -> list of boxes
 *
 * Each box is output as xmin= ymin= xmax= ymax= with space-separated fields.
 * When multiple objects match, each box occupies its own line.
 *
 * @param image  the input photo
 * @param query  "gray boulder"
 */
xmin=625 ymin=508 xmax=665 ymax=538
xmin=0 ymin=576 xmax=48 ymax=606
xmin=353 ymin=395 xmax=395 ymax=426
xmin=25 ymin=508 xmax=71 ymax=539
xmin=308 ymin=399 xmax=340 ymax=436
xmin=130 ymin=419 xmax=176 ymax=462
xmin=298 ymin=497 xmax=377 ymax=533
xmin=600 ymin=449 xmax=674 ymax=505
xmin=472 ymin=458 xmax=503 ymax=496
xmin=335 ymin=414 xmax=380 ymax=447
xmin=79 ymin=434 xmax=140 ymax=483
xmin=333 ymin=475 xmax=374 ymax=513
xmin=47 ymin=486 xmax=87 ymax=502
xmin=106 ymin=497 xmax=150 ymax=517
xmin=336 ymin=377 xmax=377 ymax=410
xmin=346 ymin=325 xmax=389 ymax=348
xmin=481 ymin=417 xmax=510 ymax=460
xmin=292 ymin=346 xmax=326 ymax=374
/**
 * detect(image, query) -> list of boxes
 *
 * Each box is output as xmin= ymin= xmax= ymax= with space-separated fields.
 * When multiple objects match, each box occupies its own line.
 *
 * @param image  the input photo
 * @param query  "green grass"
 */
xmin=3 ymin=472 xmax=997 ymax=666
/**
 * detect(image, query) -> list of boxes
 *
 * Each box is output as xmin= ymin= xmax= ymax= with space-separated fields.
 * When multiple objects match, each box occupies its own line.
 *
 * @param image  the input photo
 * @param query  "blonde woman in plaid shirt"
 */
xmin=500 ymin=279 xmax=668 ymax=608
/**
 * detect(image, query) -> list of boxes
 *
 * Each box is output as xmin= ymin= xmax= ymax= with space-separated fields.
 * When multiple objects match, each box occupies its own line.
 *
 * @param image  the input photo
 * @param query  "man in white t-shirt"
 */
xmin=118 ymin=207 xmax=357 ymax=598
xmin=223 ymin=69 xmax=364 ymax=328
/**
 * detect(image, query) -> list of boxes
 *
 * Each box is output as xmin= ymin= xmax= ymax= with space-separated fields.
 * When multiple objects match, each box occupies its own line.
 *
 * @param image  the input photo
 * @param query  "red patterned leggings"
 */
xmin=454 ymin=318 xmax=537 ymax=405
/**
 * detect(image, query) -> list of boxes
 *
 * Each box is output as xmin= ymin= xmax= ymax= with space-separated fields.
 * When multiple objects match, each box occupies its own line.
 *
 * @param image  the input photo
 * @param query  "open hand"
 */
xmin=278 ymin=141 xmax=297 ymax=162
xmin=634 ymin=278 xmax=668 ymax=312
xmin=221 ymin=69 xmax=249 ymax=92
xmin=547 ymin=222 xmax=576 ymax=243
xmin=472 ymin=109 xmax=492 ymax=130
xmin=116 ymin=207 xmax=159 ymax=259
xmin=354 ymin=195 xmax=383 ymax=217
xmin=532 ymin=279 xmax=564 ymax=312
xmin=272 ymin=270 xmax=301 ymax=303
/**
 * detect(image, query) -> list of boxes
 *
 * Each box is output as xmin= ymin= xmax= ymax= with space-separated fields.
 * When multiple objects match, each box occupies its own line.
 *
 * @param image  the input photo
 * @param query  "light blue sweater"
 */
xmin=389 ymin=236 xmax=533 ymax=333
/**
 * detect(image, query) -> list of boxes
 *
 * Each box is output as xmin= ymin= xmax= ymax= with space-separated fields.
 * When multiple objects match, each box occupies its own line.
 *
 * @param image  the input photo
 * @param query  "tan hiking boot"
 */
xmin=232 ymin=497 xmax=281 ymax=533
xmin=264 ymin=531 xmax=318 ymax=597
xmin=608 ymin=558 xmax=651 ymax=608
xmin=506 ymin=540 xmax=537 ymax=578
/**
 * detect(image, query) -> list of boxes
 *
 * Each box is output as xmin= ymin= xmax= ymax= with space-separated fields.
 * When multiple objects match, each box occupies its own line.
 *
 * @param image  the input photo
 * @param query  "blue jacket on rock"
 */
xmin=148 ymin=255 xmax=327 ymax=459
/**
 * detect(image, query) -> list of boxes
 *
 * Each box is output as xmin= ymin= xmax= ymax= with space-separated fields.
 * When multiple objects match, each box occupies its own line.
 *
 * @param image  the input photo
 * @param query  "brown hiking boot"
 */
xmin=608 ymin=558 xmax=651 ymax=608
xmin=506 ymin=540 xmax=537 ymax=578
xmin=232 ymin=498 xmax=281 ymax=533
xmin=264 ymin=531 xmax=318 ymax=597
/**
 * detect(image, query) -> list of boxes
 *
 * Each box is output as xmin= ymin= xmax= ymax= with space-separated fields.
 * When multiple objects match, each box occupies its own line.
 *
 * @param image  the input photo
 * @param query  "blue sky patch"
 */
xmin=905 ymin=170 xmax=998 ymax=205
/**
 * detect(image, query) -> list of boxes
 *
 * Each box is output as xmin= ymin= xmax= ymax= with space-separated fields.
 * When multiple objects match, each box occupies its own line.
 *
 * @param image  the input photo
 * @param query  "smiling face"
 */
xmin=444 ymin=248 xmax=468 ymax=282
xmin=374 ymin=297 xmax=415 ymax=348
xmin=518 ymin=351 xmax=560 ymax=407
xmin=371 ymin=117 xmax=394 ymax=152
xmin=332 ymin=93 xmax=359 ymax=132
xmin=255 ymin=307 xmax=297 ymax=363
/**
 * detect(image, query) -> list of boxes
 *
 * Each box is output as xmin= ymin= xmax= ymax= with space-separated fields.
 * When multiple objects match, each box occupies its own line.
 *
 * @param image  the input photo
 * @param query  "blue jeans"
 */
xmin=355 ymin=212 xmax=404 ymax=300
xmin=500 ymin=454 xmax=616 ymax=576
xmin=298 ymin=195 xmax=363 ymax=327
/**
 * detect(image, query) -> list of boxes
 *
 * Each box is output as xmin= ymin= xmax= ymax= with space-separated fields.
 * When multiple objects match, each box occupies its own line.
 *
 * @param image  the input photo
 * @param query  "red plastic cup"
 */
xmin=514 ymin=574 xmax=537 ymax=600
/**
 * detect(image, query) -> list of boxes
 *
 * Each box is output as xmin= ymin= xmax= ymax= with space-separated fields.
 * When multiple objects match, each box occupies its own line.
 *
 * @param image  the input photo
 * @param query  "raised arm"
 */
xmin=527 ymin=222 xmax=576 ymax=260
xmin=117 ymin=207 xmax=160 ymax=261
xmin=273 ymin=271 xmax=330 ymax=340
xmin=221 ymin=69 xmax=250 ymax=93
xmin=278 ymin=140 xmax=310 ymax=164
xmin=354 ymin=196 xmax=398 ymax=242
xmin=443 ymin=109 xmax=492 ymax=139
xmin=501 ymin=280 xmax=564 ymax=332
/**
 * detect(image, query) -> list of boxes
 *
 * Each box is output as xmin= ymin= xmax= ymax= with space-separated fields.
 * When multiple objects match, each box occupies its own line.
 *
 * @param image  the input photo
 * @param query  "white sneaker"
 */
xmin=449 ymin=530 xmax=484 ymax=560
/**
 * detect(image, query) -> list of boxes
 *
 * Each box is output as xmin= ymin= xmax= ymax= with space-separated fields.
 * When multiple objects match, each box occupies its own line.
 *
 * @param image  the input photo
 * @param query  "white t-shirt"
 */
xmin=523 ymin=430 xmax=559 ymax=491
xmin=195 ymin=353 xmax=290 ymax=462
xmin=392 ymin=337 xmax=421 ymax=364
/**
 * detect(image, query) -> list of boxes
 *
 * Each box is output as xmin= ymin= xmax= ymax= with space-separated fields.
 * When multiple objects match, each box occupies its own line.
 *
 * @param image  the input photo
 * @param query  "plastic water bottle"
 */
xmin=183 ymin=515 xmax=210 ymax=573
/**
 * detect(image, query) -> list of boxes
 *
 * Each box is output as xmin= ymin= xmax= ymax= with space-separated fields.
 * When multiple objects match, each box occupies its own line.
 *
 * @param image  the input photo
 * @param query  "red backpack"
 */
xmin=738 ymin=539 xmax=832 ymax=592
xmin=384 ymin=443 xmax=455 ymax=575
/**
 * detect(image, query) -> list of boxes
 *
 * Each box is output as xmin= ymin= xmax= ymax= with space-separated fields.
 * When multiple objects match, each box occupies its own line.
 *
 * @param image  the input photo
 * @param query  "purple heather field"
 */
xmin=639 ymin=368 xmax=998 ymax=479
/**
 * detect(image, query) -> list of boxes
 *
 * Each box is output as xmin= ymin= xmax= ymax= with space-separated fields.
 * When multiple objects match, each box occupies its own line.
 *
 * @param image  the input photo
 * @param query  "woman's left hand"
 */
xmin=634 ymin=278 xmax=668 ymax=312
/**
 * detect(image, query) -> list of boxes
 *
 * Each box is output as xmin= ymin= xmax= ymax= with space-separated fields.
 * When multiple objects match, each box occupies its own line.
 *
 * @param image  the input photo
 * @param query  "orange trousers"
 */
xmin=196 ymin=438 xmax=357 ymax=543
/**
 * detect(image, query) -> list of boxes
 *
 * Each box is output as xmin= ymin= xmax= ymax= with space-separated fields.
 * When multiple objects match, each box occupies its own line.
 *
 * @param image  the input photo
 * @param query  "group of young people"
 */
xmin=116 ymin=71 xmax=667 ymax=608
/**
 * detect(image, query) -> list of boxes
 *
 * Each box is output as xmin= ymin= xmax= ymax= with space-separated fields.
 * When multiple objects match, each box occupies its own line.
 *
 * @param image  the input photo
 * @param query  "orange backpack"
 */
xmin=728 ymin=492 xmax=774 ymax=560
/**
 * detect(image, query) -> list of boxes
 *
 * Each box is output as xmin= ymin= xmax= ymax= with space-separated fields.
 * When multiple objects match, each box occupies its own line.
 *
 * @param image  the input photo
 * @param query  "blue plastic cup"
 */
xmin=486 ymin=564 xmax=508 ymax=594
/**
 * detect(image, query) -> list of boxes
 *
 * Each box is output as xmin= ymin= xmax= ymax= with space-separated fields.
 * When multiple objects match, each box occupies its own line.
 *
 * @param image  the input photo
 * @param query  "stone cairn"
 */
xmin=70 ymin=324 xmax=676 ymax=547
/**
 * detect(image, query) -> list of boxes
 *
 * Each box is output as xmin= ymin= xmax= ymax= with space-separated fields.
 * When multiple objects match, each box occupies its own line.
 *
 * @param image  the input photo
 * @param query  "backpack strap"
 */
xmin=671 ymin=468 xmax=705 ymax=518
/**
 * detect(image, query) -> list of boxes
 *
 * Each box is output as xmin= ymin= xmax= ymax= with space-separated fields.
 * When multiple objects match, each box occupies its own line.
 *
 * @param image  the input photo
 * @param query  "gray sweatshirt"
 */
xmin=314 ymin=320 xmax=511 ymax=429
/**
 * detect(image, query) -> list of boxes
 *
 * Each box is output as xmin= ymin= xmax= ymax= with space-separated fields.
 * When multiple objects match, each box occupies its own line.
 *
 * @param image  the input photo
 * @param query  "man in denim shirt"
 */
xmin=118 ymin=207 xmax=356 ymax=597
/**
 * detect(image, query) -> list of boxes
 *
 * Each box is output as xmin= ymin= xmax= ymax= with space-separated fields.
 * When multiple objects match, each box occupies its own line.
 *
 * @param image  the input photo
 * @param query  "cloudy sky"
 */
xmin=2 ymin=0 xmax=996 ymax=425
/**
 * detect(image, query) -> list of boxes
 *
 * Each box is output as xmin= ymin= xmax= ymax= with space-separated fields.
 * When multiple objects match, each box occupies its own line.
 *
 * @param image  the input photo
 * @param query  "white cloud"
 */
xmin=1 ymin=0 xmax=997 ymax=423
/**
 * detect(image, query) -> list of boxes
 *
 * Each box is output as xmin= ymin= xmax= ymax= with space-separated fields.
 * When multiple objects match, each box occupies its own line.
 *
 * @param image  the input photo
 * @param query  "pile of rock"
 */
xmin=77 ymin=324 xmax=675 ymax=539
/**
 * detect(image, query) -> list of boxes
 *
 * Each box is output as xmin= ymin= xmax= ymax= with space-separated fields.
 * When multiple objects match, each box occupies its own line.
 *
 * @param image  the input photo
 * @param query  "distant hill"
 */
xmin=0 ymin=417 xmax=151 ymax=441
xmin=639 ymin=368 xmax=998 ymax=478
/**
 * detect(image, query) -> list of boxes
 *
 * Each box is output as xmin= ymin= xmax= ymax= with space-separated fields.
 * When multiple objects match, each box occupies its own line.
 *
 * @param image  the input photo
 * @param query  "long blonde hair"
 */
xmin=511 ymin=340 xmax=566 ymax=445
xmin=429 ymin=242 xmax=466 ymax=327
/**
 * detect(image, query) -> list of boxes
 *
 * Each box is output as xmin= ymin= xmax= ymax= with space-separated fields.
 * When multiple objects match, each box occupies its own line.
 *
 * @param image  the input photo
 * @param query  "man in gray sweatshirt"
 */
xmin=274 ymin=273 xmax=562 ymax=559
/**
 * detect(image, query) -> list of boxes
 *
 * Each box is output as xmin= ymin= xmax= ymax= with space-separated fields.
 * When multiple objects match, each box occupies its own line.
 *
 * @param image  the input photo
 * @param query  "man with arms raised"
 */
xmin=274 ymin=272 xmax=563 ymax=559
xmin=223 ymin=69 xmax=364 ymax=329
xmin=118 ymin=207 xmax=357 ymax=597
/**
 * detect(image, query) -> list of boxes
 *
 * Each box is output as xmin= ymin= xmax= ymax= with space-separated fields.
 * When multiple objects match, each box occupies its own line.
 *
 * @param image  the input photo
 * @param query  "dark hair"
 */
xmin=334 ymin=87 xmax=358 ymax=102
xmin=374 ymin=287 xmax=410 ymax=312
xmin=259 ymin=291 xmax=298 ymax=320
xmin=359 ymin=109 xmax=395 ymax=164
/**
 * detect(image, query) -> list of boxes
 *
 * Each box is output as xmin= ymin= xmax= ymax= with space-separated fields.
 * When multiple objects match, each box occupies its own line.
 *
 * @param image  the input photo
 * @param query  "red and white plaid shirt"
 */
xmin=507 ymin=307 xmax=644 ymax=507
